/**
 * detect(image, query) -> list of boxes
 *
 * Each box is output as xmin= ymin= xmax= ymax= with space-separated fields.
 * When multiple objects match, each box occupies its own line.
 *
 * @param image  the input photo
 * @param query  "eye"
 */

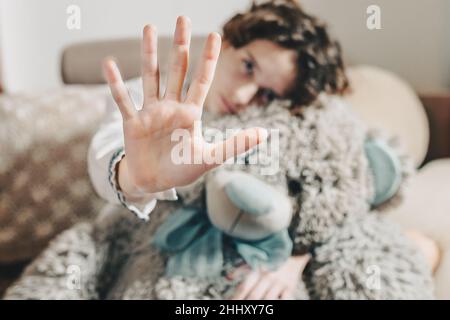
xmin=242 ymin=58 xmax=254 ymax=76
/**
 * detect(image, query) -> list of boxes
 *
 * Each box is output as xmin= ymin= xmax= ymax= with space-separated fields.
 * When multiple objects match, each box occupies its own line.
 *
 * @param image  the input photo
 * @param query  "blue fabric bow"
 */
xmin=152 ymin=206 xmax=293 ymax=279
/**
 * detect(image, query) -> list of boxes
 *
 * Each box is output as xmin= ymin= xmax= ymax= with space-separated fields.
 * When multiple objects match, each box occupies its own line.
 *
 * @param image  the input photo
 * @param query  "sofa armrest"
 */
xmin=60 ymin=36 xmax=207 ymax=85
xmin=419 ymin=93 xmax=450 ymax=164
xmin=61 ymin=38 xmax=140 ymax=84
xmin=386 ymin=159 xmax=450 ymax=299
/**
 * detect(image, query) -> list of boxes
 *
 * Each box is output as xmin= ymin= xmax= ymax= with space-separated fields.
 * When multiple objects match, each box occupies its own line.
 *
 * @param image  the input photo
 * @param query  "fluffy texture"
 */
xmin=0 ymin=87 xmax=107 ymax=263
xmin=4 ymin=95 xmax=433 ymax=300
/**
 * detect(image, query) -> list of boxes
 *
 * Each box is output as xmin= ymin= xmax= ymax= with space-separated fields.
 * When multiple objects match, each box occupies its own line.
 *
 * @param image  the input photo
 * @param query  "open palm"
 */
xmin=103 ymin=16 xmax=267 ymax=197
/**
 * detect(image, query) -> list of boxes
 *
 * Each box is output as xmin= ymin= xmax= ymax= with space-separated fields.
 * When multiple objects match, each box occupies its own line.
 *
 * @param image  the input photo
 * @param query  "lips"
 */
xmin=220 ymin=95 xmax=236 ymax=114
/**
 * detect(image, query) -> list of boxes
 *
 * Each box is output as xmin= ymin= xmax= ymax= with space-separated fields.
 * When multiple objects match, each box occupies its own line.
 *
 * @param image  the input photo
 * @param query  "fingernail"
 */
xmin=103 ymin=56 xmax=116 ymax=65
xmin=177 ymin=15 xmax=191 ymax=26
xmin=144 ymin=24 xmax=156 ymax=34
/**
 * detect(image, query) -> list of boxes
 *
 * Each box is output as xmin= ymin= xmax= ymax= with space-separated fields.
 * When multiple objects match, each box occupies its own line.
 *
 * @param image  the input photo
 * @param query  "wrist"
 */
xmin=117 ymin=156 xmax=151 ymax=201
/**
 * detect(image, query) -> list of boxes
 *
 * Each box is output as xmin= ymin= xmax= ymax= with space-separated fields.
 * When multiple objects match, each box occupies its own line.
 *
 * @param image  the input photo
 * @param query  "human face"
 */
xmin=205 ymin=39 xmax=297 ymax=115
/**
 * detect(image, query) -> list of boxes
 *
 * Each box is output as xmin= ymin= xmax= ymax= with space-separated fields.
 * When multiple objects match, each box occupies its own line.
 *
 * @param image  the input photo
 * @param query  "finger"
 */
xmin=230 ymin=270 xmax=261 ymax=300
xmin=245 ymin=277 xmax=273 ymax=300
xmin=263 ymin=284 xmax=284 ymax=300
xmin=185 ymin=32 xmax=221 ymax=106
xmin=208 ymin=127 xmax=268 ymax=168
xmin=103 ymin=58 xmax=136 ymax=120
xmin=142 ymin=24 xmax=159 ymax=104
xmin=226 ymin=264 xmax=251 ymax=280
xmin=164 ymin=16 xmax=191 ymax=101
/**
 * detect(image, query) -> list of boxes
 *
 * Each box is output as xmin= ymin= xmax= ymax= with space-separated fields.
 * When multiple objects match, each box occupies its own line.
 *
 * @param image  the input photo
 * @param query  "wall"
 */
xmin=0 ymin=1 xmax=3 ymax=91
xmin=302 ymin=0 xmax=450 ymax=94
xmin=0 ymin=0 xmax=449 ymax=93
xmin=0 ymin=0 xmax=246 ymax=93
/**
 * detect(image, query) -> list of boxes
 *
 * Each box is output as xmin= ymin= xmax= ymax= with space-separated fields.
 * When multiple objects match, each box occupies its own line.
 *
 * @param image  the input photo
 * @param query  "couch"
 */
xmin=0 ymin=37 xmax=449 ymax=298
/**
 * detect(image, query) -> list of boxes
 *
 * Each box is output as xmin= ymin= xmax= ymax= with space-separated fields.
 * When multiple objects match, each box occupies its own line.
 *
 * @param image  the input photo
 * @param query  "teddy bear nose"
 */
xmin=224 ymin=175 xmax=275 ymax=216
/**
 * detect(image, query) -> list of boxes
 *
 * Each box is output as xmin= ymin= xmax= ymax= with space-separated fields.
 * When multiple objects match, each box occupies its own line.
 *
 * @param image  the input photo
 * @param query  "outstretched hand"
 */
xmin=102 ymin=16 xmax=267 ymax=198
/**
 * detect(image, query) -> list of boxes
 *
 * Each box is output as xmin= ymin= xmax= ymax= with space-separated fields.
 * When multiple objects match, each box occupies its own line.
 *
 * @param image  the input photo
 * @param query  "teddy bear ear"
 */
xmin=365 ymin=138 xmax=402 ymax=206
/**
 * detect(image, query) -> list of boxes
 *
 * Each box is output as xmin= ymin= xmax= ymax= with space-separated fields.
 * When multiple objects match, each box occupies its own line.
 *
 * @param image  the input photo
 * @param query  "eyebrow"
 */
xmin=246 ymin=50 xmax=284 ymax=97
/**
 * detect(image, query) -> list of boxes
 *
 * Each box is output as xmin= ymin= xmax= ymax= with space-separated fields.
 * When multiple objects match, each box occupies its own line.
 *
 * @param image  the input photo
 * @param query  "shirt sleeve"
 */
xmin=87 ymin=81 xmax=177 ymax=220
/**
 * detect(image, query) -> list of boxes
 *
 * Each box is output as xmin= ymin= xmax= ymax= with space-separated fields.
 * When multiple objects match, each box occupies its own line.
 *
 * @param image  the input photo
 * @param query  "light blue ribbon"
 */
xmin=152 ymin=206 xmax=293 ymax=279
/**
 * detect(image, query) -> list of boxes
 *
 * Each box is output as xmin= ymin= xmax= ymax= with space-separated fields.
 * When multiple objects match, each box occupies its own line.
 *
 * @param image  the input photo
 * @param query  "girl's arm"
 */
xmin=90 ymin=18 xmax=266 ymax=221
xmin=87 ymin=91 xmax=177 ymax=221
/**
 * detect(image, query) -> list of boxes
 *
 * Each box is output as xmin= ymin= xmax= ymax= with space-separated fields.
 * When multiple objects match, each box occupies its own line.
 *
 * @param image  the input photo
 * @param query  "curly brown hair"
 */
xmin=222 ymin=0 xmax=349 ymax=108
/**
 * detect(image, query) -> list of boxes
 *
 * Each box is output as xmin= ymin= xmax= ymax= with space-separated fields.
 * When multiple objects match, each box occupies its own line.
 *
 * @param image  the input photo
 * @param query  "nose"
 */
xmin=230 ymin=82 xmax=259 ymax=109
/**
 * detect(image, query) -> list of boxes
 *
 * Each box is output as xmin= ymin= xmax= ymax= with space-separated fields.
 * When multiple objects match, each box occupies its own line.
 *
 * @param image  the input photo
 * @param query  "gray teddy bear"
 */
xmin=4 ymin=94 xmax=434 ymax=300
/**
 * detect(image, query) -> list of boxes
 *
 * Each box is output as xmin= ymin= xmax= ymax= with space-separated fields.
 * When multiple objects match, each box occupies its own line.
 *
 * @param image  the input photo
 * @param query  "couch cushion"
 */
xmin=344 ymin=65 xmax=429 ymax=167
xmin=386 ymin=159 xmax=450 ymax=299
xmin=61 ymin=36 xmax=206 ymax=85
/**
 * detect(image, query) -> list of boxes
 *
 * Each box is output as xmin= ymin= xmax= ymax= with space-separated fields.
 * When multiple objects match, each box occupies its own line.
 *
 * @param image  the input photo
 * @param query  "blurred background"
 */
xmin=0 ymin=0 xmax=449 ymax=93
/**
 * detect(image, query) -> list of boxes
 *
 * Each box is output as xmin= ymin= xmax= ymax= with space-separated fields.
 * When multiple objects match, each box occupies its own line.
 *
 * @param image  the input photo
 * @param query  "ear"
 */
xmin=365 ymin=138 xmax=402 ymax=207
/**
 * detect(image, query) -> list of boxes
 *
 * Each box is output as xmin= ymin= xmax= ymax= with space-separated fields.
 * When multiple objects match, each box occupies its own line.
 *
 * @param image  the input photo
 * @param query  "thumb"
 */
xmin=208 ymin=127 xmax=268 ymax=168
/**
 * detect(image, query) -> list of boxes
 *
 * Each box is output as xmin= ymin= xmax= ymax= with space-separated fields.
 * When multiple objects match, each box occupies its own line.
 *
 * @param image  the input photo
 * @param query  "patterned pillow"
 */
xmin=0 ymin=86 xmax=108 ymax=263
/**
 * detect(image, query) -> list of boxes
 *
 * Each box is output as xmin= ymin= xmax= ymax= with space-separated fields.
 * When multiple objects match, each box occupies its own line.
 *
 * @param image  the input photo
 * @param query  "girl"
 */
xmin=91 ymin=0 xmax=439 ymax=299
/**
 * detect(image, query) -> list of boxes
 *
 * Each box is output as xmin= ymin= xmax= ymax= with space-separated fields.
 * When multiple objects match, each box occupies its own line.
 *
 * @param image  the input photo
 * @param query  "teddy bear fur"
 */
xmin=4 ymin=94 xmax=434 ymax=300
